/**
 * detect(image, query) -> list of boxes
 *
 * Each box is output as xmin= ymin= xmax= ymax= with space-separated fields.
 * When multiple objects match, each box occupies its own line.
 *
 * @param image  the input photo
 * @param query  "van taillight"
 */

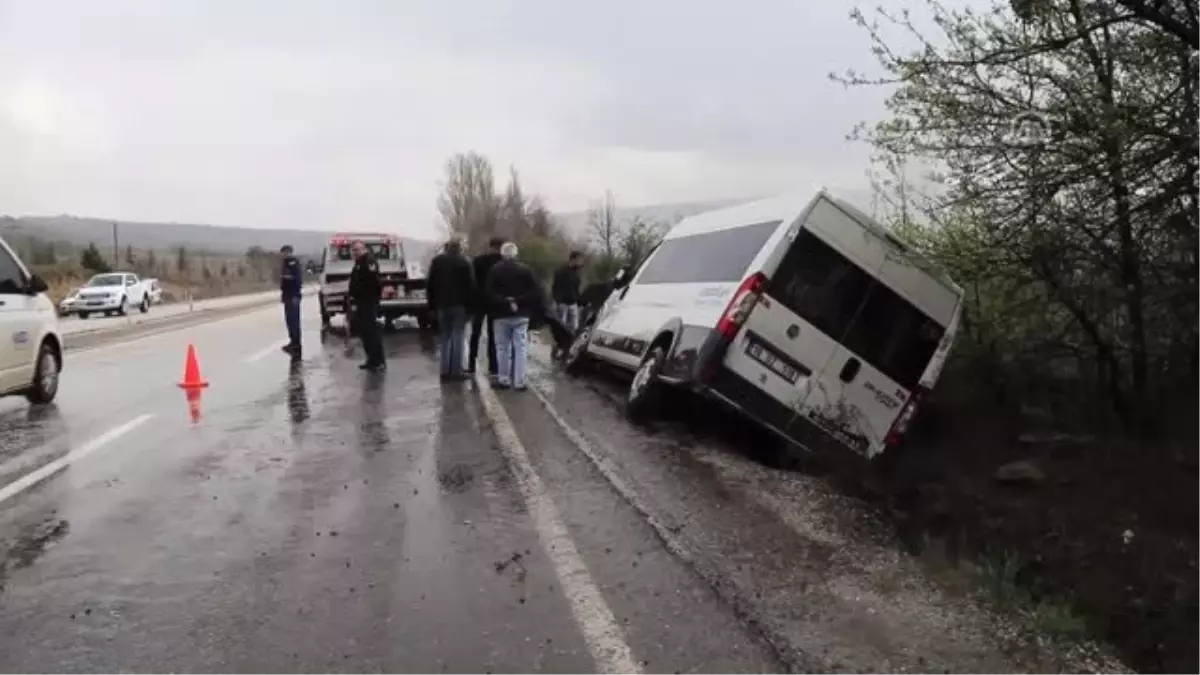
xmin=885 ymin=385 xmax=928 ymax=446
xmin=716 ymin=272 xmax=768 ymax=342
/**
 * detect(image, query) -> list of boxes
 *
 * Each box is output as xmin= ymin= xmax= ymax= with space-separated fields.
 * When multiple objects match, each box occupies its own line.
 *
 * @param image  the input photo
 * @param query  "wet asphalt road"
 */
xmin=0 ymin=298 xmax=781 ymax=673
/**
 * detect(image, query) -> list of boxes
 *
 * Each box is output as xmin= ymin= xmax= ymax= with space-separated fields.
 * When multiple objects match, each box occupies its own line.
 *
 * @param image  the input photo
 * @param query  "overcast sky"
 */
xmin=0 ymin=0 xmax=894 ymax=240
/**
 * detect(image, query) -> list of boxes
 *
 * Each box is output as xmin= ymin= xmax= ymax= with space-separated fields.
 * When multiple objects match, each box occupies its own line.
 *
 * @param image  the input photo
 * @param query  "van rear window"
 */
xmin=635 ymin=220 xmax=780 ymax=285
xmin=769 ymin=229 xmax=946 ymax=390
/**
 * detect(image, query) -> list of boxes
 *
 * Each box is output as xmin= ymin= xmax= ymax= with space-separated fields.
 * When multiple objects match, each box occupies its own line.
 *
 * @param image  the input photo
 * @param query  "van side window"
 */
xmin=0 ymin=246 xmax=25 ymax=295
xmin=634 ymin=220 xmax=779 ymax=285
xmin=770 ymin=230 xmax=945 ymax=389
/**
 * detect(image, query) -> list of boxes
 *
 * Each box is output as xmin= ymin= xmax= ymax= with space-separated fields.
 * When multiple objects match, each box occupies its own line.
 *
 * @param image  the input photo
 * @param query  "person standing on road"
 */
xmin=348 ymin=240 xmax=386 ymax=371
xmin=485 ymin=242 xmax=539 ymax=390
xmin=279 ymin=244 xmax=303 ymax=360
xmin=551 ymin=251 xmax=585 ymax=333
xmin=427 ymin=238 xmax=475 ymax=380
xmin=468 ymin=237 xmax=504 ymax=376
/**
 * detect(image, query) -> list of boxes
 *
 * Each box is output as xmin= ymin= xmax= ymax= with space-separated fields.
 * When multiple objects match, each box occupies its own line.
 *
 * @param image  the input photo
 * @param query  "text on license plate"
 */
xmin=745 ymin=340 xmax=801 ymax=384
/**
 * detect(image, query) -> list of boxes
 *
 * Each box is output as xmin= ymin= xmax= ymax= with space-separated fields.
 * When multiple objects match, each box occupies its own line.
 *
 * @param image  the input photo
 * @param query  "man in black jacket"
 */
xmin=427 ymin=238 xmax=475 ymax=380
xmin=468 ymin=237 xmax=504 ymax=376
xmin=485 ymin=242 xmax=540 ymax=390
xmin=551 ymin=251 xmax=585 ymax=332
xmin=279 ymin=244 xmax=303 ymax=360
xmin=348 ymin=240 xmax=385 ymax=371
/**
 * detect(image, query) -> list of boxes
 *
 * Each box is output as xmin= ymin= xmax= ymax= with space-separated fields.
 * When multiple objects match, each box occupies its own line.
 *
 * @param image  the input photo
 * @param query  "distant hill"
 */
xmin=0 ymin=215 xmax=437 ymax=263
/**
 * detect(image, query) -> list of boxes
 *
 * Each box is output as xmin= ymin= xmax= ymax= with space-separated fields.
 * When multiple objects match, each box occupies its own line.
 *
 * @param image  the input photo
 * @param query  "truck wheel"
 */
xmin=78 ymin=312 xmax=89 ymax=320
xmin=626 ymin=345 xmax=666 ymax=423
xmin=117 ymin=295 xmax=129 ymax=316
xmin=139 ymin=295 xmax=150 ymax=313
xmin=25 ymin=341 xmax=61 ymax=405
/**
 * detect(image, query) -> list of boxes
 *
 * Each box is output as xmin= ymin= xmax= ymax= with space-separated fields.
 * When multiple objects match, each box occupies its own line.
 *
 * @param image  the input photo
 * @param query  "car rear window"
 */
xmin=768 ymin=229 xmax=946 ymax=390
xmin=634 ymin=220 xmax=780 ymax=285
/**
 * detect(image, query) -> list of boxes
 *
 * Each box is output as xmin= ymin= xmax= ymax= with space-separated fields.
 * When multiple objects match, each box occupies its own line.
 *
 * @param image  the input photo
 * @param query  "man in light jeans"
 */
xmin=485 ymin=242 xmax=540 ymax=390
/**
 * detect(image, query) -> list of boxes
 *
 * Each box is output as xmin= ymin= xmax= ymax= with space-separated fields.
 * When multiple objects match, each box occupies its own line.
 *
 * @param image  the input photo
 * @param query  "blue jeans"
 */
xmin=556 ymin=303 xmax=579 ymax=332
xmin=437 ymin=306 xmax=468 ymax=376
xmin=283 ymin=296 xmax=301 ymax=350
xmin=494 ymin=316 xmax=529 ymax=388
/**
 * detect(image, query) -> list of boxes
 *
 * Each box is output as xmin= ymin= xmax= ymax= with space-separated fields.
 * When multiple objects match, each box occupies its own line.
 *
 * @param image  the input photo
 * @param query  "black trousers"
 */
xmin=356 ymin=304 xmax=385 ymax=365
xmin=468 ymin=312 xmax=497 ymax=374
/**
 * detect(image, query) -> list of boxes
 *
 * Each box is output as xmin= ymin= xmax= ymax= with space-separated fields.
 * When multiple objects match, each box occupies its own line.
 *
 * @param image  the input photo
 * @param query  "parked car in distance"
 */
xmin=69 ymin=272 xmax=152 ymax=319
xmin=144 ymin=278 xmax=164 ymax=304
xmin=0 ymin=235 xmax=63 ymax=404
xmin=563 ymin=189 xmax=964 ymax=460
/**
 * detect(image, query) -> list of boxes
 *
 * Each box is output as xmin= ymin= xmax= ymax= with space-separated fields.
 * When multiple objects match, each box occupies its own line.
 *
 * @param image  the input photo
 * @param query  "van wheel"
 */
xmin=139 ymin=295 xmax=150 ymax=313
xmin=25 ymin=342 xmax=61 ymax=405
xmin=563 ymin=324 xmax=593 ymax=375
xmin=626 ymin=345 xmax=666 ymax=423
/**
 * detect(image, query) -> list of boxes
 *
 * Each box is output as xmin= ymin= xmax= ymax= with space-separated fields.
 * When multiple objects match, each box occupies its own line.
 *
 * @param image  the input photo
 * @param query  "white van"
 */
xmin=563 ymin=190 xmax=963 ymax=458
xmin=0 ymin=236 xmax=63 ymax=404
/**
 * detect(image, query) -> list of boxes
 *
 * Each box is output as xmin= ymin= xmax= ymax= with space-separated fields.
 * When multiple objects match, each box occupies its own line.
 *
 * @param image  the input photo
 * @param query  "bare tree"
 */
xmin=436 ymin=152 xmax=499 ymax=252
xmin=587 ymin=190 xmax=619 ymax=258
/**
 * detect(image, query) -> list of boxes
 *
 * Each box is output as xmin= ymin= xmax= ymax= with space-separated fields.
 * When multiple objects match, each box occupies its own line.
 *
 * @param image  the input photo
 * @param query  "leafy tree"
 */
xmin=80 ymin=243 xmax=111 ymax=273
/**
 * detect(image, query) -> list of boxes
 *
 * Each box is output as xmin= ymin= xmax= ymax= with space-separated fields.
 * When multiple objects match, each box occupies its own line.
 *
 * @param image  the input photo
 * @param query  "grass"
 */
xmin=970 ymin=550 xmax=1091 ymax=642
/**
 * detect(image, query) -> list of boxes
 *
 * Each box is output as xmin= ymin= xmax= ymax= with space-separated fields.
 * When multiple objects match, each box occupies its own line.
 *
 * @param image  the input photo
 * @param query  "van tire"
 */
xmin=563 ymin=324 xmax=593 ymax=375
xmin=626 ymin=345 xmax=666 ymax=423
xmin=25 ymin=341 xmax=60 ymax=405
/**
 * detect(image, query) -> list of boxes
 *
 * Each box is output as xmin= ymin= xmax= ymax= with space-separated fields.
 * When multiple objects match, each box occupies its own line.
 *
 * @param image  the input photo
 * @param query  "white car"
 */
xmin=0 ymin=236 xmax=63 ymax=404
xmin=71 ymin=272 xmax=152 ymax=319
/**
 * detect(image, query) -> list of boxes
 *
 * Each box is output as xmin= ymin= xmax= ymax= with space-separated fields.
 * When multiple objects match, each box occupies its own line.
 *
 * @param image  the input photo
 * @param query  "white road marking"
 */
xmin=0 ymin=414 xmax=155 ymax=506
xmin=473 ymin=374 xmax=639 ymax=675
xmin=243 ymin=339 xmax=291 ymax=363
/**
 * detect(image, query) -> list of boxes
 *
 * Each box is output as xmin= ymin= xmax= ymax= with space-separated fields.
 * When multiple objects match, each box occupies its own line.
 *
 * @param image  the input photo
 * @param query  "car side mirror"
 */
xmin=27 ymin=274 xmax=49 ymax=295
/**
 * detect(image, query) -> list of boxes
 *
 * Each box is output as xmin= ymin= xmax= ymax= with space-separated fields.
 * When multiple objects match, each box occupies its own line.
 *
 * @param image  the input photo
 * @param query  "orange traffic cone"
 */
xmin=177 ymin=343 xmax=210 ymax=389
xmin=184 ymin=387 xmax=204 ymax=424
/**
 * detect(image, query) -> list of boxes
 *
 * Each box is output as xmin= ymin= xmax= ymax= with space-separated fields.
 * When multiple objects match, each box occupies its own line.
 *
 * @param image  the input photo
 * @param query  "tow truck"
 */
xmin=317 ymin=232 xmax=432 ymax=332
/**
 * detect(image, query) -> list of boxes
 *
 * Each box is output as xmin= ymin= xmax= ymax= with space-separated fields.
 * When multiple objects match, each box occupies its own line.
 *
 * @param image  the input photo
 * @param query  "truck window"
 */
xmin=331 ymin=242 xmax=393 ymax=261
xmin=634 ymin=220 xmax=779 ymax=285
xmin=769 ymin=229 xmax=946 ymax=389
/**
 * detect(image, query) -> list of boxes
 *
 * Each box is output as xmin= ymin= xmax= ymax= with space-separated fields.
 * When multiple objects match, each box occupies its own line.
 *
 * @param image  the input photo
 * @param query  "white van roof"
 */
xmin=666 ymin=189 xmax=962 ymax=297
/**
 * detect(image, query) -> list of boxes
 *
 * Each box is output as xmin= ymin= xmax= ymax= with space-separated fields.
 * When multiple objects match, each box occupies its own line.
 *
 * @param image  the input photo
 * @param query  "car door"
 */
xmin=0 ymin=241 xmax=37 ymax=393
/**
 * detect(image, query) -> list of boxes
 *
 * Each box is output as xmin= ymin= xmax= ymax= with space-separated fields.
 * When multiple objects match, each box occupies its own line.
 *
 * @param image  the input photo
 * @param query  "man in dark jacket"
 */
xmin=468 ymin=237 xmax=504 ymax=376
xmin=551 ymin=251 xmax=584 ymax=332
xmin=348 ymin=240 xmax=385 ymax=371
xmin=279 ymin=244 xmax=303 ymax=360
xmin=485 ymin=242 xmax=540 ymax=390
xmin=427 ymin=238 xmax=475 ymax=379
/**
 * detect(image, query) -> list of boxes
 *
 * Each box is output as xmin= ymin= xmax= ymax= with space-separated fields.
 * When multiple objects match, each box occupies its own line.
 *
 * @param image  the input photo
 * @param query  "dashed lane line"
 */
xmin=0 ymin=414 xmax=156 ymax=507
xmin=473 ymin=373 xmax=640 ymax=675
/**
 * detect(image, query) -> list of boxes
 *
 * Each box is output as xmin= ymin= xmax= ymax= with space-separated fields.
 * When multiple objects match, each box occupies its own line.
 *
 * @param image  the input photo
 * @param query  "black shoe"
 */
xmin=493 ymin=382 xmax=511 ymax=390
xmin=359 ymin=362 xmax=375 ymax=370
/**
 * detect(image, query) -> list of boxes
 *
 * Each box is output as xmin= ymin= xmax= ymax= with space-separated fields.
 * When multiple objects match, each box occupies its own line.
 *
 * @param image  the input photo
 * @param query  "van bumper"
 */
xmin=699 ymin=366 xmax=864 ymax=457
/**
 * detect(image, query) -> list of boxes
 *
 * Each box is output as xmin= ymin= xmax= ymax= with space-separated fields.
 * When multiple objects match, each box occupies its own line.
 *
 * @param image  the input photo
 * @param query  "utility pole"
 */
xmin=112 ymin=222 xmax=120 ymax=268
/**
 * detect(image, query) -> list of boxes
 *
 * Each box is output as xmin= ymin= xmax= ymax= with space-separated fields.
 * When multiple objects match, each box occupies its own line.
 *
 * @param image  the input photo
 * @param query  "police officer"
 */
xmin=279 ymin=244 xmax=303 ymax=360
xmin=348 ymin=240 xmax=386 ymax=371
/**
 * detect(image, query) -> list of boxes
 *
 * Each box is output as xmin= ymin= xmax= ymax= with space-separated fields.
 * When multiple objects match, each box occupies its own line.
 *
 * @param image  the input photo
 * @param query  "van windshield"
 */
xmin=634 ymin=220 xmax=779 ymax=285
xmin=769 ymin=229 xmax=946 ymax=390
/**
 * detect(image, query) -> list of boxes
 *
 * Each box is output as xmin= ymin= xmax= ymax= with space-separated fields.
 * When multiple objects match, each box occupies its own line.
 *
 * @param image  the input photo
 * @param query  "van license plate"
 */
xmin=745 ymin=340 xmax=800 ymax=384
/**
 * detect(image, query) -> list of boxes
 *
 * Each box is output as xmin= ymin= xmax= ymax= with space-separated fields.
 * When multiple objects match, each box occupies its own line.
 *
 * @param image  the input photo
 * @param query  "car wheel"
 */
xmin=139 ymin=295 xmax=150 ymax=313
xmin=626 ymin=345 xmax=666 ymax=423
xmin=563 ymin=324 xmax=593 ymax=376
xmin=78 ymin=311 xmax=89 ymax=320
xmin=25 ymin=341 xmax=61 ymax=405
xmin=117 ymin=295 xmax=129 ymax=316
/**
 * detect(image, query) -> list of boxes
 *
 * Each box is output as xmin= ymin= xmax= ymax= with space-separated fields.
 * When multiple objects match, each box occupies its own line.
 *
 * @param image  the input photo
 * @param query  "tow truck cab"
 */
xmin=318 ymin=233 xmax=433 ymax=331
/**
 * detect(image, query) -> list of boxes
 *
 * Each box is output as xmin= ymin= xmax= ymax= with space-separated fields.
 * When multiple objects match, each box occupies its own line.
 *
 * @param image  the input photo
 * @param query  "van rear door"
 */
xmin=765 ymin=199 xmax=958 ymax=457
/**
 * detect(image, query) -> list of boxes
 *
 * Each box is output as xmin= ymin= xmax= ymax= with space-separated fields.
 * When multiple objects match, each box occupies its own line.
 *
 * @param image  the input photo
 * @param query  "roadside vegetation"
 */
xmin=836 ymin=0 xmax=1197 ymax=671
xmin=432 ymin=152 xmax=668 ymax=285
xmin=1 ymin=230 xmax=286 ymax=304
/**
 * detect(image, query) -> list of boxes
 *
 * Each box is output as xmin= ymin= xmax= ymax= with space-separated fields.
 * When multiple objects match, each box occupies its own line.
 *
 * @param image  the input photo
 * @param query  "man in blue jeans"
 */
xmin=426 ymin=238 xmax=475 ymax=380
xmin=485 ymin=242 xmax=540 ymax=390
xmin=279 ymin=244 xmax=303 ymax=361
